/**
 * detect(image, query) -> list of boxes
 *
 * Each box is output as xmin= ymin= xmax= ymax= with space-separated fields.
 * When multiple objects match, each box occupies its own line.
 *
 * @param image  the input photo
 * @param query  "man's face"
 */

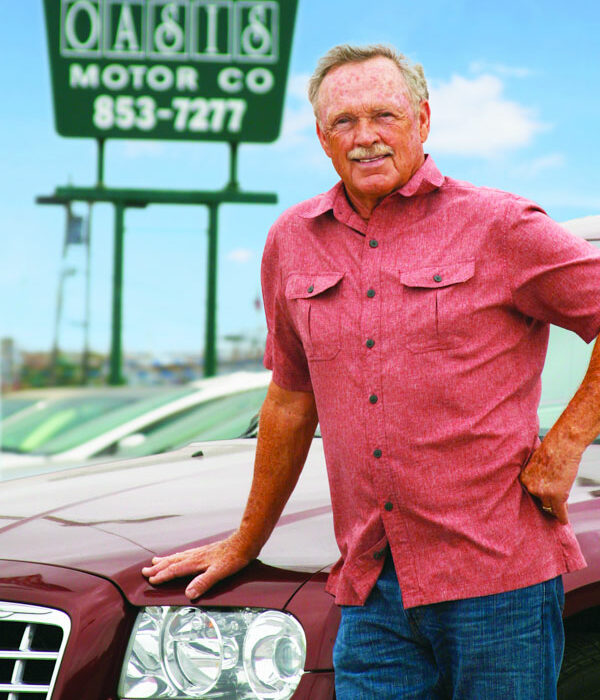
xmin=316 ymin=56 xmax=430 ymax=218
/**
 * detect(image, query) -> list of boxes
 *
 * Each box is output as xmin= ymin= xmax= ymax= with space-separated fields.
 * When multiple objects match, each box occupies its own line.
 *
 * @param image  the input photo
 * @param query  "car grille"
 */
xmin=0 ymin=602 xmax=70 ymax=700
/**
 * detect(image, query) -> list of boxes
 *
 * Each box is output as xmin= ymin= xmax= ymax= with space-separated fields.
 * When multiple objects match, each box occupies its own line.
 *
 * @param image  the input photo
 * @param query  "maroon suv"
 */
xmin=1 ymin=432 xmax=600 ymax=699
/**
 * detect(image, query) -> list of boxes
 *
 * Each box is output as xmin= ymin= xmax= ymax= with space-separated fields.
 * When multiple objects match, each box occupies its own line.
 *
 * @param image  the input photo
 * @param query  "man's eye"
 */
xmin=333 ymin=117 xmax=352 ymax=128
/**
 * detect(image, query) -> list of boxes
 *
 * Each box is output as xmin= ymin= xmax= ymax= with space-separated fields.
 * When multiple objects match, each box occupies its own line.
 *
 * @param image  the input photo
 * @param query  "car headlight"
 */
xmin=118 ymin=607 xmax=306 ymax=699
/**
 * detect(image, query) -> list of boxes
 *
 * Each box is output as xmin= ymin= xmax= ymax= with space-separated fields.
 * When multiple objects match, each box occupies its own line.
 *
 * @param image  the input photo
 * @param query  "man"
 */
xmin=143 ymin=44 xmax=600 ymax=698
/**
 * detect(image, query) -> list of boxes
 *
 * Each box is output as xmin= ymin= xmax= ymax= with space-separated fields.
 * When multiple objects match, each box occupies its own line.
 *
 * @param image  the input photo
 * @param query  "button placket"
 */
xmin=360 ymin=222 xmax=389 ymax=519
xmin=358 ymin=217 xmax=429 ymax=602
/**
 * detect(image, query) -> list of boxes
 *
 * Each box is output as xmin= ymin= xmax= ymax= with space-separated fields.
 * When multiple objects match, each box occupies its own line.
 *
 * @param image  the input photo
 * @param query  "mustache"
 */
xmin=348 ymin=144 xmax=394 ymax=160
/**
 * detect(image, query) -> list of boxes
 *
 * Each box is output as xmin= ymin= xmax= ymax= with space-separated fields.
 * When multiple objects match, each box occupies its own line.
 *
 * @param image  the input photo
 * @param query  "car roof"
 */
xmin=561 ymin=214 xmax=600 ymax=241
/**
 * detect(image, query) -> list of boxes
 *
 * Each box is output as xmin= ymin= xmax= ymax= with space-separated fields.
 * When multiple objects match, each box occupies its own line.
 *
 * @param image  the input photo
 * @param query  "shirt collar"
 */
xmin=396 ymin=154 xmax=445 ymax=197
xmin=299 ymin=155 xmax=444 ymax=221
xmin=297 ymin=182 xmax=343 ymax=219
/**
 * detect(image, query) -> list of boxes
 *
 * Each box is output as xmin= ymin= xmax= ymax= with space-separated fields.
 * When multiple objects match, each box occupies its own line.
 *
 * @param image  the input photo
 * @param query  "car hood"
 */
xmin=0 ymin=451 xmax=47 ymax=471
xmin=2 ymin=438 xmax=600 ymax=608
xmin=0 ymin=439 xmax=339 ymax=608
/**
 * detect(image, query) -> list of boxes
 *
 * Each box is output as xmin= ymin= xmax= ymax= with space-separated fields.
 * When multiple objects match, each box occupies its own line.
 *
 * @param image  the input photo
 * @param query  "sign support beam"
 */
xmin=227 ymin=143 xmax=240 ymax=192
xmin=205 ymin=203 xmax=219 ymax=378
xmin=96 ymin=139 xmax=106 ymax=188
xmin=110 ymin=203 xmax=125 ymax=385
xmin=38 ymin=181 xmax=277 ymax=382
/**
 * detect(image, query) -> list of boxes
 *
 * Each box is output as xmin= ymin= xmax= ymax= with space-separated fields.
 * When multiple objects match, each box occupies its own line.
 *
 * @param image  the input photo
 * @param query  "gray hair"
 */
xmin=308 ymin=43 xmax=429 ymax=121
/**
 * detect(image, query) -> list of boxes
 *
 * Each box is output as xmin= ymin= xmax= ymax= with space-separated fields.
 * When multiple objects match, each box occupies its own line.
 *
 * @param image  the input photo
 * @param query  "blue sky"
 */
xmin=1 ymin=1 xmax=599 ymax=359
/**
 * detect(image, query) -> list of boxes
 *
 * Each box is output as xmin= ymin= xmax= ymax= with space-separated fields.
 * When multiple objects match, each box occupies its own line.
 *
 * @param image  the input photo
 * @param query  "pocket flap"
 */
xmin=400 ymin=260 xmax=474 ymax=289
xmin=285 ymin=272 xmax=345 ymax=299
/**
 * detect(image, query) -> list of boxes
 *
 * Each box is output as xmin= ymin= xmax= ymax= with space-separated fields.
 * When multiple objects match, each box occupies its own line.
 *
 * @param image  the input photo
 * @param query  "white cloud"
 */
xmin=278 ymin=73 xmax=317 ymax=146
xmin=469 ymin=61 xmax=535 ymax=79
xmin=286 ymin=72 xmax=312 ymax=102
xmin=266 ymin=73 xmax=337 ymax=174
xmin=534 ymin=192 xmax=600 ymax=211
xmin=280 ymin=103 xmax=316 ymax=145
xmin=226 ymin=248 xmax=254 ymax=263
xmin=427 ymin=74 xmax=549 ymax=157
xmin=270 ymin=73 xmax=330 ymax=171
xmin=514 ymin=153 xmax=566 ymax=178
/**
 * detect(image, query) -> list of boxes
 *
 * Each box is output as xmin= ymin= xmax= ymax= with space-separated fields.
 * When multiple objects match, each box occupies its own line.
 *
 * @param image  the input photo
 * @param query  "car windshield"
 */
xmin=1 ymin=387 xmax=194 ymax=455
xmin=0 ymin=397 xmax=39 ymax=419
xmin=103 ymin=386 xmax=270 ymax=459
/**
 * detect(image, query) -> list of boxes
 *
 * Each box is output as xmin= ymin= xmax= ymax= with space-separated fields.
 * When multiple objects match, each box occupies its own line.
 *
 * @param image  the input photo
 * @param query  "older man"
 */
xmin=143 ymin=44 xmax=600 ymax=698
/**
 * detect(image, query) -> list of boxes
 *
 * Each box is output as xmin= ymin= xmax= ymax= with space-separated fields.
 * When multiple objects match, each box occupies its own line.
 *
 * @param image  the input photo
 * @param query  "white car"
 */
xmin=0 ymin=371 xmax=270 ymax=480
xmin=538 ymin=215 xmax=600 ymax=427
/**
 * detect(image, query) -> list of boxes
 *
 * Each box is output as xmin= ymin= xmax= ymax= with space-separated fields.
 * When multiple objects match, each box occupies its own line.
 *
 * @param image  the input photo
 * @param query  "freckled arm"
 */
xmin=521 ymin=336 xmax=600 ymax=523
xmin=142 ymin=380 xmax=318 ymax=598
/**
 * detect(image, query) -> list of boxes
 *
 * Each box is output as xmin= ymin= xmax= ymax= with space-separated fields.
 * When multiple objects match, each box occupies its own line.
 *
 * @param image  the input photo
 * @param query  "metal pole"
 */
xmin=96 ymin=138 xmax=105 ymax=188
xmin=204 ymin=203 xmax=219 ymax=377
xmin=50 ymin=270 xmax=66 ymax=385
xmin=109 ymin=203 xmax=125 ymax=385
xmin=227 ymin=142 xmax=239 ymax=191
xmin=81 ymin=202 xmax=93 ymax=384
xmin=51 ymin=204 xmax=71 ymax=384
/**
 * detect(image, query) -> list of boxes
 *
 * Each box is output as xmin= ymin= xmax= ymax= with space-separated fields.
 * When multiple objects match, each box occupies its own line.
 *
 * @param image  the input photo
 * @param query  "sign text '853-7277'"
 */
xmin=43 ymin=0 xmax=298 ymax=143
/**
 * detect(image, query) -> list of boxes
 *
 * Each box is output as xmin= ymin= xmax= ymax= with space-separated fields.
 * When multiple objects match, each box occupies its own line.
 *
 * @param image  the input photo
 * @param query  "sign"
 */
xmin=43 ymin=0 xmax=298 ymax=142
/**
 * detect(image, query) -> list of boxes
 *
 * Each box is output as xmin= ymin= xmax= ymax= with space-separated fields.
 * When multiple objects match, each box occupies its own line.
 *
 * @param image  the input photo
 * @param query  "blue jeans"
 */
xmin=333 ymin=555 xmax=565 ymax=699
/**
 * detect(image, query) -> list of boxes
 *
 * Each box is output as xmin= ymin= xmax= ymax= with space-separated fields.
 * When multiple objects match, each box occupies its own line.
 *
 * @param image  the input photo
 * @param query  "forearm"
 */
xmin=545 ymin=335 xmax=600 ymax=456
xmin=235 ymin=381 xmax=319 ymax=558
xmin=521 ymin=335 xmax=600 ymax=523
xmin=142 ymin=380 xmax=318 ymax=597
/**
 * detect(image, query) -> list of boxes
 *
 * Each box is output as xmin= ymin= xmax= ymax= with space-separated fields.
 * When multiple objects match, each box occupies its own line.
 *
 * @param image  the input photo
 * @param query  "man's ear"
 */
xmin=419 ymin=101 xmax=431 ymax=144
xmin=316 ymin=121 xmax=333 ymax=158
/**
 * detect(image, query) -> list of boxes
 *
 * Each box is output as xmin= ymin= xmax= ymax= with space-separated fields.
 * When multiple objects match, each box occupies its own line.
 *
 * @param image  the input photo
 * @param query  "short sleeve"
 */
xmin=498 ymin=199 xmax=600 ymax=343
xmin=261 ymin=224 xmax=313 ymax=392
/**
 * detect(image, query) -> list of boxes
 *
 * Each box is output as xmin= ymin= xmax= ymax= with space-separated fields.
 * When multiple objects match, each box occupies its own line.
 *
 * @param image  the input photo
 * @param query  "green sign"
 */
xmin=43 ymin=0 xmax=298 ymax=142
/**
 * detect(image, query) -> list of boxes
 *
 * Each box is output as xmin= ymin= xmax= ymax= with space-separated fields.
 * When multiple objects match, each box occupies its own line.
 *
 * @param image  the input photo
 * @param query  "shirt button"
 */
xmin=433 ymin=274 xmax=442 ymax=283
xmin=366 ymin=338 xmax=375 ymax=348
xmin=384 ymin=501 xmax=394 ymax=511
xmin=373 ymin=449 xmax=382 ymax=458
xmin=369 ymin=239 xmax=378 ymax=248
xmin=369 ymin=394 xmax=378 ymax=404
xmin=367 ymin=288 xmax=376 ymax=298
xmin=307 ymin=285 xmax=314 ymax=293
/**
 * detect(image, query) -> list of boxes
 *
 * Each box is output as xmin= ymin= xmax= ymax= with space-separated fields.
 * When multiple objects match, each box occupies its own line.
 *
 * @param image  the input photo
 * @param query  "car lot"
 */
xmin=0 ymin=371 xmax=270 ymax=480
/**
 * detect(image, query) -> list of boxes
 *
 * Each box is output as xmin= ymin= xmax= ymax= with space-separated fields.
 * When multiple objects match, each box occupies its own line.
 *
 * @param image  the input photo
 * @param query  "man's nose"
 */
xmin=353 ymin=117 xmax=378 ymax=146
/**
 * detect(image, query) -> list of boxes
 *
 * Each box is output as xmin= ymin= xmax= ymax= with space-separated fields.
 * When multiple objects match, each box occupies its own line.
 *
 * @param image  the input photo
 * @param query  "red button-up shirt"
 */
xmin=261 ymin=156 xmax=600 ymax=607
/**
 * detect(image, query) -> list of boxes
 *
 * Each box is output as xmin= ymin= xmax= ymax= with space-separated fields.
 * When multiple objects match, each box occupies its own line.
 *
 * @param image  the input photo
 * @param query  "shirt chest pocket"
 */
xmin=285 ymin=272 xmax=345 ymax=361
xmin=400 ymin=261 xmax=475 ymax=353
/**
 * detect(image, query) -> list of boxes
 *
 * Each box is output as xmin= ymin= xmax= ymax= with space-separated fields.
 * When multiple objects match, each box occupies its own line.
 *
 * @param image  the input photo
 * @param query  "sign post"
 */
xmin=40 ymin=0 xmax=298 ymax=381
